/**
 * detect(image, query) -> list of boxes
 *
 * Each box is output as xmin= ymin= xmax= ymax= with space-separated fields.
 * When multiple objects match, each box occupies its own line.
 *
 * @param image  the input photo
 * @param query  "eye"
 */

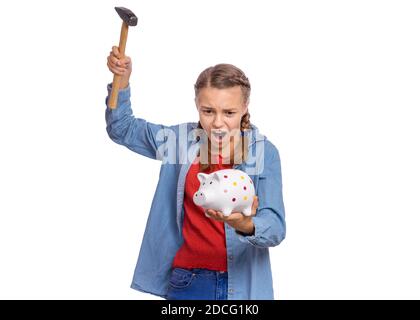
xmin=203 ymin=110 xmax=213 ymax=114
xmin=210 ymin=181 xmax=213 ymax=184
xmin=225 ymin=111 xmax=236 ymax=116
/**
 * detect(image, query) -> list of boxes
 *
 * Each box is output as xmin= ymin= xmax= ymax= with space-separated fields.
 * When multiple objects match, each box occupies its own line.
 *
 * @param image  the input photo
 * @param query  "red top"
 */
xmin=172 ymin=154 xmax=233 ymax=271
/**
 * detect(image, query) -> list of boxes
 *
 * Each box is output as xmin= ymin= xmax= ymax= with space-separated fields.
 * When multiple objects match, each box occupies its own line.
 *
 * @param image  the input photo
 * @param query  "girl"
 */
xmin=106 ymin=46 xmax=286 ymax=300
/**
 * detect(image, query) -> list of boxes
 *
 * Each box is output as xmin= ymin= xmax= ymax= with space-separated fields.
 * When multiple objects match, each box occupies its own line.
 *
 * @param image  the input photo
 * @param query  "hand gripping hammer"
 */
xmin=109 ymin=7 xmax=138 ymax=109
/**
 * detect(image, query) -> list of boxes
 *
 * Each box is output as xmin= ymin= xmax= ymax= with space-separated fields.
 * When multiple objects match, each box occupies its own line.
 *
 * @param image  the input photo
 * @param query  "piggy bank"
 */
xmin=193 ymin=169 xmax=255 ymax=216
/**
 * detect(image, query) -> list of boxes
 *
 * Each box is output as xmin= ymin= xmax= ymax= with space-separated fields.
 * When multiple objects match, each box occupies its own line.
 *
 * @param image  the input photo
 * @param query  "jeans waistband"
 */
xmin=176 ymin=267 xmax=228 ymax=278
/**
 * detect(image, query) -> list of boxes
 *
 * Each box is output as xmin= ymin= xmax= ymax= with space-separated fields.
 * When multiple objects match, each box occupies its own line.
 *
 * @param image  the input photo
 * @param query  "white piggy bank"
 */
xmin=193 ymin=169 xmax=256 ymax=216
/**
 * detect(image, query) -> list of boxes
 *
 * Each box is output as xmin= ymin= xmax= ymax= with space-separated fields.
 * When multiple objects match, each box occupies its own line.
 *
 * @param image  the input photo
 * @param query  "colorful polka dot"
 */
xmin=240 ymin=176 xmax=244 ymax=180
xmin=243 ymin=196 xmax=248 ymax=201
xmin=224 ymin=189 xmax=228 ymax=193
xmin=233 ymin=182 xmax=237 ymax=186
xmin=224 ymin=175 xmax=228 ymax=178
xmin=243 ymin=186 xmax=247 ymax=190
xmin=232 ymin=198 xmax=236 ymax=202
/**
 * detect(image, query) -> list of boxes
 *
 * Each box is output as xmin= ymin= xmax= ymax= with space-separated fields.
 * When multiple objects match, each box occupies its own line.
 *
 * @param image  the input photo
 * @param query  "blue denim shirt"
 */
xmin=105 ymin=84 xmax=286 ymax=299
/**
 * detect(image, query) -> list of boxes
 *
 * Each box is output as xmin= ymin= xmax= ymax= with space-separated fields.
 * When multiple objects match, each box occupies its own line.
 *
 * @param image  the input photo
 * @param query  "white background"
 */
xmin=0 ymin=0 xmax=419 ymax=299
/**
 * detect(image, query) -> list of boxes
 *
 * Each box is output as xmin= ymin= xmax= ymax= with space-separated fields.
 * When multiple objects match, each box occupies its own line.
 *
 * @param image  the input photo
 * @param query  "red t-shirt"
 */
xmin=172 ymin=154 xmax=232 ymax=271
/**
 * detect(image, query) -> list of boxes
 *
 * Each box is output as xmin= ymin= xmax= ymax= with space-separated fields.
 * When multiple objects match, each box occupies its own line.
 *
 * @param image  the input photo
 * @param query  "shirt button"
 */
xmin=229 ymin=289 xmax=234 ymax=293
xmin=229 ymin=255 xmax=233 ymax=260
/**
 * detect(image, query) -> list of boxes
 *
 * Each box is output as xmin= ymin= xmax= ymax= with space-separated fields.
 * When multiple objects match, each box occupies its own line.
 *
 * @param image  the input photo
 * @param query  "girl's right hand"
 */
xmin=107 ymin=46 xmax=132 ymax=83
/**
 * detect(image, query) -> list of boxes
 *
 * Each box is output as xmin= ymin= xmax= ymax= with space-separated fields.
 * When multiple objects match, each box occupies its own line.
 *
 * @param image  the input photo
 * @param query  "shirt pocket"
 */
xmin=169 ymin=268 xmax=195 ymax=289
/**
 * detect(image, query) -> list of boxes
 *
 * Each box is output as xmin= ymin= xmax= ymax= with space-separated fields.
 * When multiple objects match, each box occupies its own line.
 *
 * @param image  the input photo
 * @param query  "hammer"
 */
xmin=109 ymin=7 xmax=138 ymax=109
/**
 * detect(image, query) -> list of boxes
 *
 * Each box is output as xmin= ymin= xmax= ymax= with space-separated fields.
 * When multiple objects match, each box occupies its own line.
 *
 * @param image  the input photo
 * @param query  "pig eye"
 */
xmin=210 ymin=182 xmax=213 ymax=184
xmin=203 ymin=183 xmax=205 ymax=185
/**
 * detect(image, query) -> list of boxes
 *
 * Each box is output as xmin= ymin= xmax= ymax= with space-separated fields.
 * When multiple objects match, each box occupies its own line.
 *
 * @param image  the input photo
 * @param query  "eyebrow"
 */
xmin=200 ymin=106 xmax=238 ymax=112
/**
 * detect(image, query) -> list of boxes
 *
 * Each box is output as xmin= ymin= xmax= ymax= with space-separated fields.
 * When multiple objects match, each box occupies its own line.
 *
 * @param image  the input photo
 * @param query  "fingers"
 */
xmin=107 ymin=61 xmax=129 ymax=76
xmin=107 ymin=46 xmax=132 ymax=76
xmin=205 ymin=209 xmax=224 ymax=221
xmin=112 ymin=46 xmax=121 ymax=59
xmin=121 ymin=56 xmax=131 ymax=66
xmin=205 ymin=197 xmax=259 ymax=222
xmin=110 ymin=46 xmax=131 ymax=64
xmin=109 ymin=53 xmax=131 ymax=66
xmin=206 ymin=210 xmax=244 ymax=222
xmin=224 ymin=212 xmax=243 ymax=221
xmin=251 ymin=196 xmax=259 ymax=216
xmin=206 ymin=200 xmax=259 ymax=221
xmin=108 ymin=53 xmax=131 ymax=67
xmin=109 ymin=54 xmax=120 ymax=66
xmin=107 ymin=54 xmax=131 ymax=68
xmin=107 ymin=60 xmax=127 ymax=75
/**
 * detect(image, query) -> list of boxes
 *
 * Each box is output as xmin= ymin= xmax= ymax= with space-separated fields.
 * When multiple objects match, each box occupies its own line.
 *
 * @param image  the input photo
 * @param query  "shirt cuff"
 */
xmin=106 ymin=83 xmax=131 ymax=109
xmin=235 ymin=216 xmax=260 ymax=246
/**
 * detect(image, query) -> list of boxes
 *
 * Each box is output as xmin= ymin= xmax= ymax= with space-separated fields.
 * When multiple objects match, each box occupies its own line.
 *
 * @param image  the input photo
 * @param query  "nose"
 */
xmin=193 ymin=191 xmax=206 ymax=205
xmin=212 ymin=114 xmax=224 ymax=128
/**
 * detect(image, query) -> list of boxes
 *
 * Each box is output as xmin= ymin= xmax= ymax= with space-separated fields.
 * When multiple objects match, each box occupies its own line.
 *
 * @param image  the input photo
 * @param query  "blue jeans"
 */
xmin=166 ymin=268 xmax=228 ymax=300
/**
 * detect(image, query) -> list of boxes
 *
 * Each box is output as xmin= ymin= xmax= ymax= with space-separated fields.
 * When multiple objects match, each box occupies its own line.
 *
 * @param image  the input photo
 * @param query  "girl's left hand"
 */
xmin=205 ymin=196 xmax=259 ymax=235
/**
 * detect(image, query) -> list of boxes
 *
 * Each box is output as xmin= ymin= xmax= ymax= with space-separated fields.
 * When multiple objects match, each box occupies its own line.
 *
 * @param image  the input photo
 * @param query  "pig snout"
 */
xmin=193 ymin=190 xmax=207 ymax=206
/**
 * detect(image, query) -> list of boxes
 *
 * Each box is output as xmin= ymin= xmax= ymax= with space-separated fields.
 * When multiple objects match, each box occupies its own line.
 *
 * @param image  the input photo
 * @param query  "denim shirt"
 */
xmin=105 ymin=84 xmax=286 ymax=300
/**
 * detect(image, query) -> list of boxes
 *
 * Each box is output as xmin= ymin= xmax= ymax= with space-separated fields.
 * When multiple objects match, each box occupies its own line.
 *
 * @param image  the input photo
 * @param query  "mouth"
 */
xmin=212 ymin=131 xmax=228 ymax=140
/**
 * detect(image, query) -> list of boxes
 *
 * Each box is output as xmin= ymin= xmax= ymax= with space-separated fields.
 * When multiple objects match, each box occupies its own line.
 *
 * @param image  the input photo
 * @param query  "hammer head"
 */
xmin=115 ymin=7 xmax=138 ymax=26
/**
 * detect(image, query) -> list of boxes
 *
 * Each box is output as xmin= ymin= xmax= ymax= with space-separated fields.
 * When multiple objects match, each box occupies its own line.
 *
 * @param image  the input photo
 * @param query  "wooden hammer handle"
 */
xmin=109 ymin=22 xmax=129 ymax=109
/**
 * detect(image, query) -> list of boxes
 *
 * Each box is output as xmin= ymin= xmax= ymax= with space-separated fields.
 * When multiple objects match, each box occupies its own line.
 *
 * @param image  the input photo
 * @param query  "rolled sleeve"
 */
xmin=105 ymin=83 xmax=174 ymax=160
xmin=106 ymin=83 xmax=131 ymax=109
xmin=236 ymin=144 xmax=286 ymax=248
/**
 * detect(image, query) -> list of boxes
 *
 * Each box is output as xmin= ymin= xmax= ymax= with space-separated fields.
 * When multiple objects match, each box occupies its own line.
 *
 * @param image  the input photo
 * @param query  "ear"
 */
xmin=197 ymin=173 xmax=209 ymax=183
xmin=213 ymin=171 xmax=223 ymax=182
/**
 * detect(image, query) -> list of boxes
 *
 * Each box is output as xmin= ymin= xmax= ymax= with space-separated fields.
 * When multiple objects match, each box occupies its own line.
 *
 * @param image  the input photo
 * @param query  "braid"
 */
xmin=241 ymin=111 xmax=251 ymax=131
xmin=231 ymin=74 xmax=251 ymax=106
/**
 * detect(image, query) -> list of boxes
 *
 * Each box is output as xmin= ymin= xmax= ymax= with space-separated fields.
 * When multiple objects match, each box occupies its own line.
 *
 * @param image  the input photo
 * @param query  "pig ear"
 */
xmin=197 ymin=173 xmax=209 ymax=183
xmin=213 ymin=171 xmax=223 ymax=182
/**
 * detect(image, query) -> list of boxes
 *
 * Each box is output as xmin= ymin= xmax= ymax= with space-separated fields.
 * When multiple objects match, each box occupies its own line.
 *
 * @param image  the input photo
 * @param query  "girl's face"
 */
xmin=195 ymin=86 xmax=248 ymax=148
